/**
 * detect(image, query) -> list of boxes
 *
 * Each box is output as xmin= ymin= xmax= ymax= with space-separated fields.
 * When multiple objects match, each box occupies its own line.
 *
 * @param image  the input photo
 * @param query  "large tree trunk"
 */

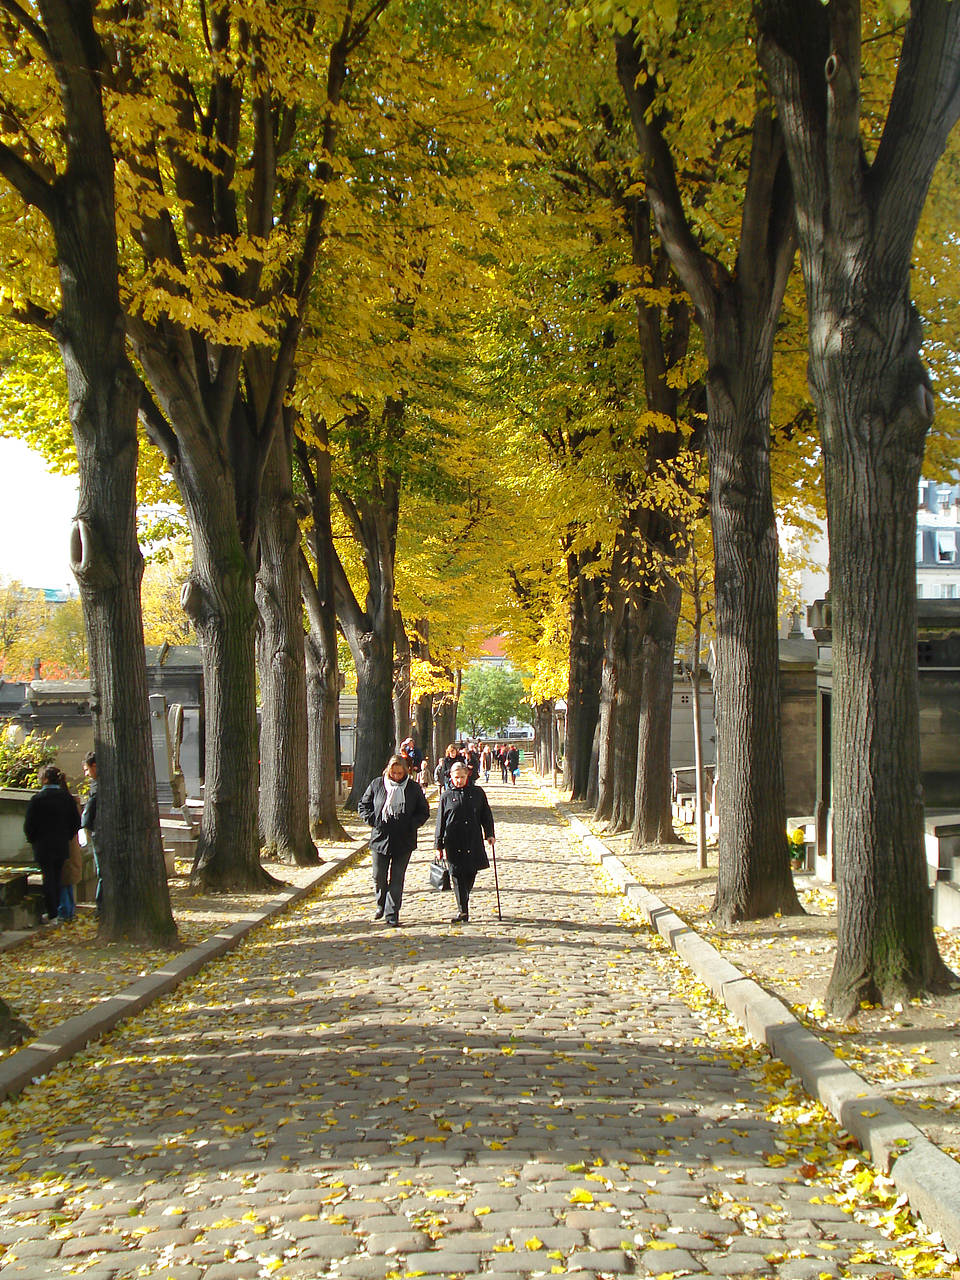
xmin=707 ymin=352 xmax=799 ymax=924
xmin=563 ymin=548 xmax=605 ymax=801
xmin=256 ymin=424 xmax=318 ymax=866
xmin=343 ymin=629 xmax=395 ymax=808
xmin=607 ymin=591 xmax=645 ymax=833
xmin=633 ymin=577 xmax=682 ymax=846
xmin=433 ymin=684 xmax=458 ymax=762
xmin=35 ymin=0 xmax=175 ymax=945
xmin=298 ymin=427 xmax=348 ymax=844
xmin=758 ymin=0 xmax=960 ymax=1010
xmin=179 ymin=452 xmax=274 ymax=891
xmin=393 ymin=610 xmax=412 ymax=748
xmin=616 ymin=40 xmax=801 ymax=922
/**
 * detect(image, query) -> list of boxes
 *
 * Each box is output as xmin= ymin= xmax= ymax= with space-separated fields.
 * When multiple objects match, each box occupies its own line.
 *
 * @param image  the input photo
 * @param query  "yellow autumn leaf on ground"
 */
xmin=525 ymin=1236 xmax=544 ymax=1250
xmin=569 ymin=1189 xmax=593 ymax=1204
xmin=646 ymin=1240 xmax=678 ymax=1250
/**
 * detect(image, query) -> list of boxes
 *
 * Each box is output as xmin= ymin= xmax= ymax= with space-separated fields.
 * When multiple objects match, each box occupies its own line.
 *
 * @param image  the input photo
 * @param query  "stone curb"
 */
xmin=0 ymin=838 xmax=370 ymax=1105
xmin=556 ymin=801 xmax=960 ymax=1255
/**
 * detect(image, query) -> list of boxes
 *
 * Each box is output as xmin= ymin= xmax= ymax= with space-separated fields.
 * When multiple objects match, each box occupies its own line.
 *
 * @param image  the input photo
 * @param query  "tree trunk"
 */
xmin=256 ymin=424 xmax=318 ymax=866
xmin=608 ymin=591 xmax=645 ymax=833
xmin=37 ymin=0 xmax=175 ymax=945
xmin=343 ymin=630 xmax=395 ymax=809
xmin=434 ymin=685 xmax=458 ymax=762
xmin=393 ymin=610 xmax=412 ymax=747
xmin=594 ymin=531 xmax=633 ymax=824
xmin=563 ymin=549 xmax=605 ymax=800
xmin=707 ymin=360 xmax=799 ymax=924
xmin=179 ymin=453 xmax=274 ymax=891
xmin=304 ymin=625 xmax=348 ymax=843
xmin=757 ymin=0 xmax=960 ymax=1008
xmin=298 ymin=425 xmax=348 ymax=844
xmin=633 ymin=577 xmax=682 ymax=846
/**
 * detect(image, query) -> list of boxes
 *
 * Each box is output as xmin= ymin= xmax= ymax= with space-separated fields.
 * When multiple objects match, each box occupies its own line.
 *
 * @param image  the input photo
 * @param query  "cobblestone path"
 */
xmin=0 ymin=779 xmax=929 ymax=1277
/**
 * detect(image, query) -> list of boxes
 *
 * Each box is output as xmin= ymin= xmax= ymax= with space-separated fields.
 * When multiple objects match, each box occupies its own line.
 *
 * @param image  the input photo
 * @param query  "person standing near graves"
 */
xmin=435 ymin=760 xmax=495 ymax=924
xmin=81 ymin=752 xmax=100 ymax=914
xmin=24 ymin=764 xmax=82 ymax=924
xmin=358 ymin=754 xmax=430 ymax=927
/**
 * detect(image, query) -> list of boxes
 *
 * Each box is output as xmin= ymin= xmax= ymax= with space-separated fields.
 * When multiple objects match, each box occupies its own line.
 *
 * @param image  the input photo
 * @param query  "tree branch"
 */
xmin=135 ymin=375 xmax=180 ymax=468
xmin=614 ymin=31 xmax=721 ymax=329
xmin=0 ymin=140 xmax=55 ymax=217
xmin=0 ymin=0 xmax=51 ymax=57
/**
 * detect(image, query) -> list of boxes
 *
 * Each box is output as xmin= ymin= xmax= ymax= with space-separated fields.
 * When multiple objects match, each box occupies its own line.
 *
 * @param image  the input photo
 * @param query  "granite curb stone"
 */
xmin=555 ymin=797 xmax=960 ymax=1256
xmin=0 ymin=838 xmax=370 ymax=1104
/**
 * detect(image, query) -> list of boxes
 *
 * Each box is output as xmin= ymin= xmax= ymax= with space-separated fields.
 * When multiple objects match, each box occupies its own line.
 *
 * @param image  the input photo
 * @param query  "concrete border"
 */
xmin=0 ymin=838 xmax=370 ymax=1105
xmin=557 ymin=802 xmax=960 ymax=1255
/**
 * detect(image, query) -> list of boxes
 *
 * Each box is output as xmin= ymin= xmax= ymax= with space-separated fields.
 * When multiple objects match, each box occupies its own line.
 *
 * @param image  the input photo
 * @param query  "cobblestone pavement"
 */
xmin=0 ymin=779 xmax=946 ymax=1277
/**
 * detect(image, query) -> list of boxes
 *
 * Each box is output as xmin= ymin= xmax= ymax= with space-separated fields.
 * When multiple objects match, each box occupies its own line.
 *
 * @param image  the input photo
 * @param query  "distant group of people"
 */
xmin=434 ymin=740 xmax=520 ymax=789
xmin=358 ymin=736 xmax=498 ymax=928
xmin=23 ymin=752 xmax=97 ymax=925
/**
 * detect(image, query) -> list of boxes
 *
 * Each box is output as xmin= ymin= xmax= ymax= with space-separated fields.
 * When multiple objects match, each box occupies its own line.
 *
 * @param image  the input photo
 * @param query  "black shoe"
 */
xmin=450 ymin=913 xmax=468 ymax=924
xmin=373 ymin=909 xmax=384 ymax=920
xmin=385 ymin=918 xmax=400 ymax=927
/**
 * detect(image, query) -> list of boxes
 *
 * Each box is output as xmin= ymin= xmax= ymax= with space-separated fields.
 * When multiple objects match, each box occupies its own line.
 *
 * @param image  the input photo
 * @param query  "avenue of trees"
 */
xmin=1 ymin=0 xmax=959 ymax=1018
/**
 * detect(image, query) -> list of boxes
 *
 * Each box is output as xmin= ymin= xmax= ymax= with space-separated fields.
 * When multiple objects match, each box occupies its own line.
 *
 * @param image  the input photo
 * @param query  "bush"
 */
xmin=0 ymin=728 xmax=57 ymax=789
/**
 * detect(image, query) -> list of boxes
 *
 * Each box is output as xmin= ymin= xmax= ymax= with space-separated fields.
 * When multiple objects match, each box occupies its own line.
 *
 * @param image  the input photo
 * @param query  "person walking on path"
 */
xmin=505 ymin=744 xmax=520 ymax=785
xmin=23 ymin=764 xmax=81 ymax=924
xmin=358 ymin=754 xmax=429 ymax=927
xmin=480 ymin=743 xmax=492 ymax=784
xmin=499 ymin=744 xmax=509 ymax=783
xmin=438 ymin=743 xmax=464 ymax=791
xmin=435 ymin=760 xmax=495 ymax=924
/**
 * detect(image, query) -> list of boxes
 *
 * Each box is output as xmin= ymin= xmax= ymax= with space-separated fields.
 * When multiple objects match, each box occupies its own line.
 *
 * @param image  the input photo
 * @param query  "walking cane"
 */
xmin=490 ymin=839 xmax=502 ymax=921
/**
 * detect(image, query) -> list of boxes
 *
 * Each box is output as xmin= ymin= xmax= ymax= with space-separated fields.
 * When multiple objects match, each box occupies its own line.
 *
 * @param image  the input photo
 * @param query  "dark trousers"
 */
xmin=372 ymin=847 xmax=412 ymax=923
xmin=449 ymin=866 xmax=478 ymax=918
xmin=39 ymin=857 xmax=64 ymax=919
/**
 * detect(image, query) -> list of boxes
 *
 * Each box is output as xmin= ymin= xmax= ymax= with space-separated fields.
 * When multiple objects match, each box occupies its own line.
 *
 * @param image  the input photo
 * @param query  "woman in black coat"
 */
xmin=24 ymin=764 xmax=81 ymax=923
xmin=434 ymin=761 xmax=495 ymax=924
xmin=358 ymin=754 xmax=430 ymax=927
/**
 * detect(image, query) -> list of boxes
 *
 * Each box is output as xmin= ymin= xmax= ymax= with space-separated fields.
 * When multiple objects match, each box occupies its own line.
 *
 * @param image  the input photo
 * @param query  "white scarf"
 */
xmin=384 ymin=774 xmax=407 ymax=816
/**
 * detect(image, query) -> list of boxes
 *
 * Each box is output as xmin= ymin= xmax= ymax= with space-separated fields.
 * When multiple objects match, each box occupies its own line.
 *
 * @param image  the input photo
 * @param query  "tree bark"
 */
xmin=332 ymin=441 xmax=400 ymax=809
xmin=633 ymin=578 xmax=682 ymax=845
xmin=256 ymin=420 xmax=318 ymax=865
xmin=563 ymin=547 xmax=605 ymax=801
xmin=1 ymin=0 xmax=176 ymax=944
xmin=616 ymin=35 xmax=802 ymax=923
xmin=393 ymin=610 xmax=412 ymax=747
xmin=595 ymin=526 xmax=643 ymax=829
xmin=758 ymin=0 xmax=960 ymax=1011
xmin=297 ymin=426 xmax=348 ymax=844
xmin=433 ymin=678 xmax=459 ymax=761
xmin=178 ymin=442 xmax=275 ymax=891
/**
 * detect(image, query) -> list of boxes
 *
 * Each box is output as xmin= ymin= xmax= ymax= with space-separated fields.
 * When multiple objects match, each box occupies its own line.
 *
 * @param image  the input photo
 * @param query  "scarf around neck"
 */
xmin=383 ymin=774 xmax=407 ymax=815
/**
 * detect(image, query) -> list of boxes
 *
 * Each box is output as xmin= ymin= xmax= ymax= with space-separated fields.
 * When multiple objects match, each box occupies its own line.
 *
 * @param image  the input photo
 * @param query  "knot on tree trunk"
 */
xmin=70 ymin=519 xmax=119 ymax=589
xmin=180 ymin=577 xmax=206 ymax=624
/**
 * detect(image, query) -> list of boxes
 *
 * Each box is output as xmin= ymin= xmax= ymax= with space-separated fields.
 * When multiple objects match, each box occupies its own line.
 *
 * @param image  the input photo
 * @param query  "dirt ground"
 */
xmin=0 ymin=816 xmax=369 ymax=1063
xmin=560 ymin=797 xmax=960 ymax=1163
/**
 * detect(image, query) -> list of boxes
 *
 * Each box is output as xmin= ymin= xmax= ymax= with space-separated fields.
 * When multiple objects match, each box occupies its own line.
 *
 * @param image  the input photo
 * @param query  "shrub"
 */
xmin=0 ymin=728 xmax=57 ymax=789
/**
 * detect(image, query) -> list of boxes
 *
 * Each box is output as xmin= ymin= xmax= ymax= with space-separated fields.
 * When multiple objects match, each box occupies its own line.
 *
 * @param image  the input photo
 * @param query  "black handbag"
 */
xmin=429 ymin=856 xmax=451 ymax=891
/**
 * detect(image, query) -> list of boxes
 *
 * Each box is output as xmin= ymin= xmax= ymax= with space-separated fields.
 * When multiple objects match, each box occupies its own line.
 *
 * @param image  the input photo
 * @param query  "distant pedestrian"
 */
xmin=435 ymin=761 xmax=495 ymax=924
xmin=506 ymin=745 xmax=520 ymax=785
xmin=439 ymin=743 xmax=464 ymax=790
xmin=500 ymin=745 xmax=509 ymax=784
xmin=480 ymin=743 xmax=492 ymax=784
xmin=24 ymin=765 xmax=81 ymax=924
xmin=358 ymin=754 xmax=429 ymax=927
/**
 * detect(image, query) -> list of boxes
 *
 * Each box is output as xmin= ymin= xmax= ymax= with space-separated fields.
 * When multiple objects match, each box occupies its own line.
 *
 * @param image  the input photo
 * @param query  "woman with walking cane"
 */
xmin=435 ymin=761 xmax=497 ymax=924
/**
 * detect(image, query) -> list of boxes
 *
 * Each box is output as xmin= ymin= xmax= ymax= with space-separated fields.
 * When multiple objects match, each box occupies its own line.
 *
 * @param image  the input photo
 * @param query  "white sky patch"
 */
xmin=0 ymin=437 xmax=78 ymax=592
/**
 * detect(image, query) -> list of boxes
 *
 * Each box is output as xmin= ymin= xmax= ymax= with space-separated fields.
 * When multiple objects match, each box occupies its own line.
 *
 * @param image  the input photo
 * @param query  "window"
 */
xmin=917 ymin=530 xmax=926 ymax=564
xmin=917 ymin=582 xmax=924 ymax=599
xmin=945 ymin=583 xmax=957 ymax=600
xmin=938 ymin=530 xmax=957 ymax=563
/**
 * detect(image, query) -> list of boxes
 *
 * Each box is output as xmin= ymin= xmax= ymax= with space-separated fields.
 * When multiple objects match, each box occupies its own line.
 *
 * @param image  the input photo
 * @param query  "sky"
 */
xmin=0 ymin=437 xmax=79 ymax=592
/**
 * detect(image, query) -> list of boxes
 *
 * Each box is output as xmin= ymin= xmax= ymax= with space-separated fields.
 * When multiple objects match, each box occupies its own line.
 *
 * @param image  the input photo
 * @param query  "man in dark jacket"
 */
xmin=358 ymin=754 xmax=430 ymax=926
xmin=435 ymin=761 xmax=495 ymax=923
xmin=24 ymin=764 xmax=82 ymax=923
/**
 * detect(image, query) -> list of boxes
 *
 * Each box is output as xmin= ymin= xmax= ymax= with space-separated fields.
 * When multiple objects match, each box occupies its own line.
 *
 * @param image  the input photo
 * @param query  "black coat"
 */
xmin=358 ymin=776 xmax=429 ymax=857
xmin=435 ymin=784 xmax=494 ymax=872
xmin=24 ymin=784 xmax=81 ymax=868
